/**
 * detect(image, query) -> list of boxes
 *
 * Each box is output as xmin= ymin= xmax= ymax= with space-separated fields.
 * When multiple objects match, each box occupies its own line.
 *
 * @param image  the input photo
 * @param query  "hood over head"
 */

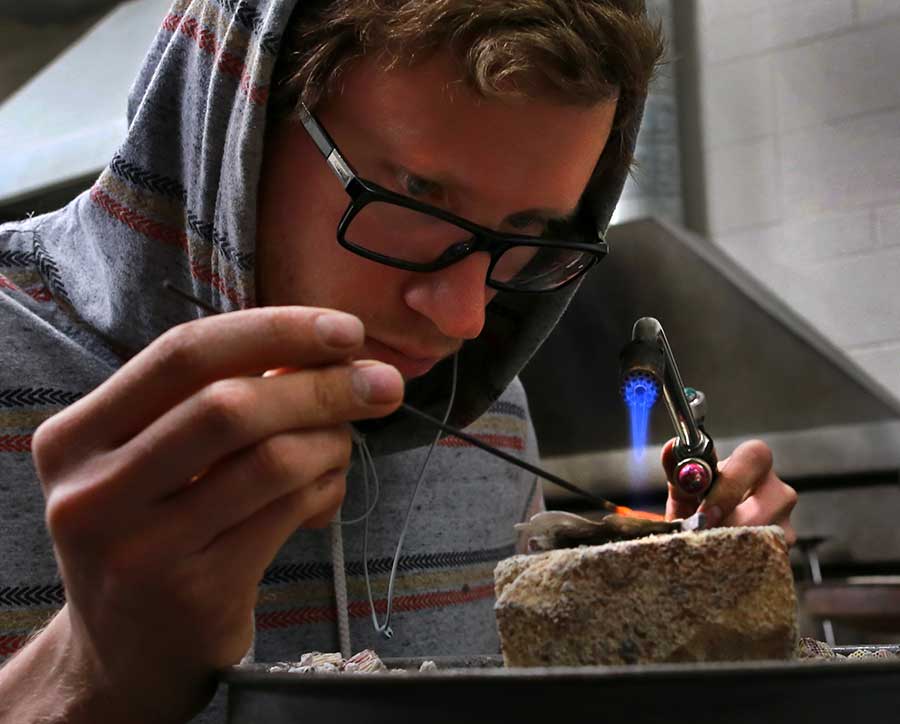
xmin=25 ymin=0 xmax=649 ymax=454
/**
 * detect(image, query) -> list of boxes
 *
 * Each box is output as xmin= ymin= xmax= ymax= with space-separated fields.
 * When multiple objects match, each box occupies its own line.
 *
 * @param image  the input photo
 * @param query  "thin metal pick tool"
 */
xmin=398 ymin=405 xmax=706 ymax=531
xmin=398 ymin=402 xmax=619 ymax=512
xmin=163 ymin=281 xmax=632 ymax=515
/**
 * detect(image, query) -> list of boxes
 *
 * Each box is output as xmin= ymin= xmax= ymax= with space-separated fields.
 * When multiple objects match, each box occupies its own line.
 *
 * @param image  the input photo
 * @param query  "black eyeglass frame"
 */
xmin=297 ymin=103 xmax=609 ymax=293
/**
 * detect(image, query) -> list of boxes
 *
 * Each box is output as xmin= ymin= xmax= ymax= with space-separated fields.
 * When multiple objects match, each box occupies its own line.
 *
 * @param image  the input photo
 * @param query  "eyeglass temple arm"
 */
xmin=298 ymin=103 xmax=355 ymax=190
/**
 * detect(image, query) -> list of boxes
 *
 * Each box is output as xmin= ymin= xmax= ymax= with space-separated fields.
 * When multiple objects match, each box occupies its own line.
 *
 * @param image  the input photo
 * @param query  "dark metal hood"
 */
xmin=521 ymin=217 xmax=900 ymax=498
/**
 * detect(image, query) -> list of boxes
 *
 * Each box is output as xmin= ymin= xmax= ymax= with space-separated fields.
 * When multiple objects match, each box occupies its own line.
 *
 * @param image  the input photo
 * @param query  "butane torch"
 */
xmin=619 ymin=317 xmax=719 ymax=498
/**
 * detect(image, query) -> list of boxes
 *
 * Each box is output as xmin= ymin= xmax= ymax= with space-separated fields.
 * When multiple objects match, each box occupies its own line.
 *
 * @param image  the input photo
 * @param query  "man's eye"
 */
xmin=400 ymin=172 xmax=442 ymax=199
xmin=507 ymin=215 xmax=548 ymax=235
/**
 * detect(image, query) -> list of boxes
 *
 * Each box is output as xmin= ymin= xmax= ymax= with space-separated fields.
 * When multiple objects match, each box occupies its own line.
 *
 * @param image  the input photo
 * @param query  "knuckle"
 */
xmin=779 ymin=522 xmax=797 ymax=547
xmin=199 ymin=379 xmax=256 ymax=438
xmin=45 ymin=482 xmax=99 ymax=546
xmin=310 ymin=371 xmax=346 ymax=413
xmin=33 ymin=407 xmax=99 ymax=483
xmin=43 ymin=451 xmax=130 ymax=546
xmin=152 ymin=323 xmax=202 ymax=375
xmin=717 ymin=472 xmax=747 ymax=498
xmin=304 ymin=517 xmax=329 ymax=530
xmin=327 ymin=425 xmax=354 ymax=466
xmin=781 ymin=482 xmax=799 ymax=512
xmin=31 ymin=414 xmax=68 ymax=481
xmin=291 ymin=468 xmax=347 ymax=528
xmin=251 ymin=434 xmax=301 ymax=484
xmin=252 ymin=428 xmax=352 ymax=487
xmin=281 ymin=487 xmax=314 ymax=525
xmin=260 ymin=308 xmax=307 ymax=351
xmin=739 ymin=439 xmax=774 ymax=473
xmin=308 ymin=472 xmax=348 ymax=529
xmin=44 ymin=488 xmax=75 ymax=540
xmin=319 ymin=468 xmax=348 ymax=498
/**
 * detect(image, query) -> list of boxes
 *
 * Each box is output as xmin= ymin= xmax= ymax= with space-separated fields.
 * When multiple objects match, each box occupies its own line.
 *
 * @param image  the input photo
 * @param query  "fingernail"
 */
xmin=702 ymin=505 xmax=722 ymax=527
xmin=315 ymin=313 xmax=364 ymax=348
xmin=352 ymin=362 xmax=403 ymax=404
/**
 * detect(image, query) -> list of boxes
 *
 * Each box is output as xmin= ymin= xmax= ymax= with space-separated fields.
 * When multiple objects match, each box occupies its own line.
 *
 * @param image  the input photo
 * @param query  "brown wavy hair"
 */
xmin=269 ymin=0 xmax=665 ymax=179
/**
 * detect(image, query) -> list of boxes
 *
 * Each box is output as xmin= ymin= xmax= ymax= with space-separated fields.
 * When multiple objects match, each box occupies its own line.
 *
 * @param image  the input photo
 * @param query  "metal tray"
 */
xmin=223 ymin=649 xmax=900 ymax=724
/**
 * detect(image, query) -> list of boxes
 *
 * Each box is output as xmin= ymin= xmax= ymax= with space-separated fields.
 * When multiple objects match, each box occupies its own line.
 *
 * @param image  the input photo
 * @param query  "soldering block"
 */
xmin=493 ymin=525 xmax=798 ymax=667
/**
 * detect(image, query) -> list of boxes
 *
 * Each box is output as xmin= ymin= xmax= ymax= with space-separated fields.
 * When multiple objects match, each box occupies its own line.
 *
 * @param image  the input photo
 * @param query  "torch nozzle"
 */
xmin=619 ymin=317 xmax=719 ymax=498
xmin=621 ymin=371 xmax=661 ymax=410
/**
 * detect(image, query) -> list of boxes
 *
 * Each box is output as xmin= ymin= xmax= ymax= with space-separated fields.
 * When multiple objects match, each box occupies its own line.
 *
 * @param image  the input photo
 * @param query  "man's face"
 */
xmin=256 ymin=52 xmax=617 ymax=380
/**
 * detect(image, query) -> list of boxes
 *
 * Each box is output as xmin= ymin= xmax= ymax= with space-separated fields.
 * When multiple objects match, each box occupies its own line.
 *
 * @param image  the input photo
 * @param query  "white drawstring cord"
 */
xmin=330 ymin=356 xmax=459 ymax=644
xmin=340 ymin=429 xmax=381 ymax=526
xmin=330 ymin=426 xmax=383 ymax=658
xmin=363 ymin=353 xmax=459 ymax=639
xmin=330 ymin=428 xmax=384 ymax=658
xmin=329 ymin=509 xmax=352 ymax=658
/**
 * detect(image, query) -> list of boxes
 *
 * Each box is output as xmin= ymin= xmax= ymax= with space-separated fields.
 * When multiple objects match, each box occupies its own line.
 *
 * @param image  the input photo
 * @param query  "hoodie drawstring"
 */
xmin=364 ymin=352 xmax=458 ymax=639
xmin=328 ymin=353 xmax=459 ymax=648
xmin=329 ymin=511 xmax=352 ymax=658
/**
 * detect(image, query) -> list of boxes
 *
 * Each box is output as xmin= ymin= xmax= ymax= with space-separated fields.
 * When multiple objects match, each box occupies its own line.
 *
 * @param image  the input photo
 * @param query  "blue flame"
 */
xmin=623 ymin=373 xmax=660 ymax=458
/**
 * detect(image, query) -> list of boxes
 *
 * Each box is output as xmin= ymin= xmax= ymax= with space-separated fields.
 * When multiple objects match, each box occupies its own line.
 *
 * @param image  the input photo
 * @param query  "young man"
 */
xmin=0 ymin=1 xmax=796 ymax=721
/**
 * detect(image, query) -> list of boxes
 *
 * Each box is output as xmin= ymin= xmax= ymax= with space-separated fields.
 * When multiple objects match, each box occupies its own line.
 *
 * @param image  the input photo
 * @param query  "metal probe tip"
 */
xmin=679 ymin=510 xmax=707 ymax=532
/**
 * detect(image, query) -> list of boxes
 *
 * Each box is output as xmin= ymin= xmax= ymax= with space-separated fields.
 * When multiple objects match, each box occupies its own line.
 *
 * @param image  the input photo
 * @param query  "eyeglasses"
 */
xmin=297 ymin=104 xmax=608 ymax=293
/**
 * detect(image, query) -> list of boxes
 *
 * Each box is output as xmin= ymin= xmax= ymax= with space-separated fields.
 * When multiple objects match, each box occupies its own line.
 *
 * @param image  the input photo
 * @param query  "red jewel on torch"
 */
xmin=676 ymin=460 xmax=712 ymax=495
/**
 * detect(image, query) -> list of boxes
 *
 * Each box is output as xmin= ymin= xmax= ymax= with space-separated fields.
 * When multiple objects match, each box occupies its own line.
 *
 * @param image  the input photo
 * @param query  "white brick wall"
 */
xmin=701 ymin=55 xmax=776 ymax=146
xmin=706 ymin=137 xmax=782 ymax=232
xmin=775 ymin=23 xmax=900 ymax=132
xmin=695 ymin=0 xmax=900 ymax=398
xmin=699 ymin=0 xmax=855 ymax=64
xmin=856 ymin=0 xmax=900 ymax=24
xmin=877 ymin=202 xmax=900 ymax=248
xmin=781 ymin=109 xmax=900 ymax=214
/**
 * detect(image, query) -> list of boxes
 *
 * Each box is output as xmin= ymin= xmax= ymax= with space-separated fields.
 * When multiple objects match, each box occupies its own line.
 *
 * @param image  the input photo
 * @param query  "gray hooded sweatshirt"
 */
xmin=0 ymin=0 xmax=643 ymax=720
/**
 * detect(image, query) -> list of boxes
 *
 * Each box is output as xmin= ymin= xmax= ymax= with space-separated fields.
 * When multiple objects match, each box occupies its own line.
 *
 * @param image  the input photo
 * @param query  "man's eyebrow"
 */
xmin=398 ymin=165 xmax=580 ymax=224
xmin=504 ymin=206 xmax=580 ymax=225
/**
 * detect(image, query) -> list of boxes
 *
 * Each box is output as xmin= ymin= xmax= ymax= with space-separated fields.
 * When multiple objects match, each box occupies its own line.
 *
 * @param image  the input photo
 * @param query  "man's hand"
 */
xmin=25 ymin=307 xmax=403 ymax=723
xmin=662 ymin=439 xmax=797 ymax=545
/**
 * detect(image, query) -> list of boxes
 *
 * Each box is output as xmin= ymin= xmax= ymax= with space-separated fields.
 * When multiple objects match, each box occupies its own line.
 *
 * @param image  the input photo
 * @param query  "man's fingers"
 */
xmin=661 ymin=438 xmax=678 ymax=481
xmin=664 ymin=438 xmax=776 ymax=524
xmin=203 ymin=469 xmax=348 ymax=583
xmin=776 ymin=517 xmax=798 ymax=547
xmin=152 ymin=426 xmax=352 ymax=553
xmin=664 ymin=438 xmax=796 ymax=541
xmin=698 ymin=439 xmax=772 ymax=524
xmin=304 ymin=500 xmax=345 ymax=530
xmin=725 ymin=506 xmax=797 ymax=546
xmin=665 ymin=482 xmax=698 ymax=521
xmin=35 ymin=307 xmax=366 ymax=461
xmin=721 ymin=473 xmax=798 ymax=537
xmin=106 ymin=361 xmax=402 ymax=505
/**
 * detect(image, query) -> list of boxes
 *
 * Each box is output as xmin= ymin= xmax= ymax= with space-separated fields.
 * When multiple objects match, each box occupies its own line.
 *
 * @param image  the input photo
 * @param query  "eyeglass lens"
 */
xmin=345 ymin=200 xmax=594 ymax=291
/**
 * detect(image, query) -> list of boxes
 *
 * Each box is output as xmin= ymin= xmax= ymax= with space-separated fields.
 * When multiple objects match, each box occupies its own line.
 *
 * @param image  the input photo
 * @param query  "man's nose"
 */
xmin=403 ymin=252 xmax=495 ymax=340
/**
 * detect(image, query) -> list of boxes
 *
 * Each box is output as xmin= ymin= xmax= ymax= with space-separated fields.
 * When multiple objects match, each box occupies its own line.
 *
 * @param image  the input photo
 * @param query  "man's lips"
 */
xmin=362 ymin=337 xmax=456 ymax=379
